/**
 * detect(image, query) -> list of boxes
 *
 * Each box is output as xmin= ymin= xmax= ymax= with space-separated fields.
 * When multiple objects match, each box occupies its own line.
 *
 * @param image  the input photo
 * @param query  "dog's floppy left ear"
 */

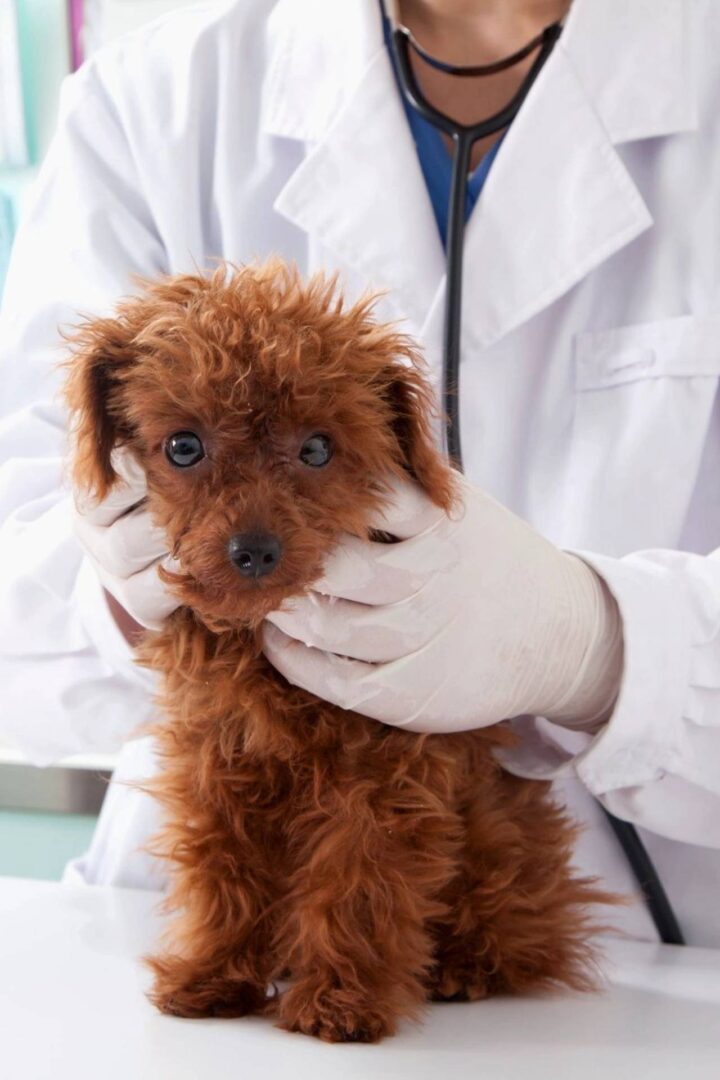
xmin=62 ymin=313 xmax=139 ymax=501
xmin=385 ymin=360 xmax=457 ymax=512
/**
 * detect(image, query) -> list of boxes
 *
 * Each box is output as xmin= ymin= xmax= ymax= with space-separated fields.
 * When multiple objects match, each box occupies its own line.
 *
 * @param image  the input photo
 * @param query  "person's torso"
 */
xmin=78 ymin=0 xmax=720 ymax=945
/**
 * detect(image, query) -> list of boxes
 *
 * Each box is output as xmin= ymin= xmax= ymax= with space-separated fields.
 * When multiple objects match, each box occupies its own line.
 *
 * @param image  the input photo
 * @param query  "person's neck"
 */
xmin=400 ymin=0 xmax=571 ymax=26
xmin=394 ymin=0 xmax=572 ymax=165
xmin=398 ymin=0 xmax=571 ymax=65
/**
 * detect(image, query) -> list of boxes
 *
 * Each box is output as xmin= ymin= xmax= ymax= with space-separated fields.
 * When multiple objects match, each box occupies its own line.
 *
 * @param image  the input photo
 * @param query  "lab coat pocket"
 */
xmin=564 ymin=315 xmax=720 ymax=553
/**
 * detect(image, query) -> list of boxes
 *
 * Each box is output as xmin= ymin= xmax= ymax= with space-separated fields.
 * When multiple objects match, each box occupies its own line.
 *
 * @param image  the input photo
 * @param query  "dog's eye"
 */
xmin=165 ymin=431 xmax=205 ymax=468
xmin=299 ymin=433 xmax=333 ymax=468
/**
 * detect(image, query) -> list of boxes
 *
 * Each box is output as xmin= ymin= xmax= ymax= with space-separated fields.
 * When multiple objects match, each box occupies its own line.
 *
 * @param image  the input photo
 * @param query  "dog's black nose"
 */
xmin=228 ymin=533 xmax=282 ymax=578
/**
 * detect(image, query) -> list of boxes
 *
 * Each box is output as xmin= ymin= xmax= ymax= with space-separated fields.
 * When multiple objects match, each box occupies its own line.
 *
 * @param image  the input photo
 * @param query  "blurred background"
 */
xmin=0 ymin=0 xmax=200 ymax=881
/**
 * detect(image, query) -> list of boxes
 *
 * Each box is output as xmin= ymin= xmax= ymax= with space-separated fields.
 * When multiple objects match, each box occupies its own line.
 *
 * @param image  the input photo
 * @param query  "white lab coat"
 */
xmin=1 ymin=0 xmax=720 ymax=945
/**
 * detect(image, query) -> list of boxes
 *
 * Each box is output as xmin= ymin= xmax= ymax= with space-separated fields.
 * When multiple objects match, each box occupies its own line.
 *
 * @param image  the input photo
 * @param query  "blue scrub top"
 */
xmin=402 ymin=106 xmax=503 ymax=248
xmin=383 ymin=17 xmax=504 ymax=247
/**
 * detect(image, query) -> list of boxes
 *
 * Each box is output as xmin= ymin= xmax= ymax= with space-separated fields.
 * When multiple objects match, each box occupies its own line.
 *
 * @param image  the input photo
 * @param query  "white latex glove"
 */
xmin=72 ymin=447 xmax=180 ymax=630
xmin=263 ymin=474 xmax=624 ymax=733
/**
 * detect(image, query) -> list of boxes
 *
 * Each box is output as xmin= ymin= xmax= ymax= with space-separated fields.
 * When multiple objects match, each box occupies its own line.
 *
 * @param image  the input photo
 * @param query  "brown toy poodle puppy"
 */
xmin=64 ymin=260 xmax=624 ymax=1043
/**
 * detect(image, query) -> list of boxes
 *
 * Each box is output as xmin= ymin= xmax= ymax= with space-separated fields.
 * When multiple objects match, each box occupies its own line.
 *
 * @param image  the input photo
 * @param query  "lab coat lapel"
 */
xmin=263 ymin=0 xmax=696 ymax=350
xmin=458 ymin=47 xmax=654 ymax=351
xmin=458 ymin=0 xmax=695 ymax=350
xmin=262 ymin=0 xmax=444 ymax=336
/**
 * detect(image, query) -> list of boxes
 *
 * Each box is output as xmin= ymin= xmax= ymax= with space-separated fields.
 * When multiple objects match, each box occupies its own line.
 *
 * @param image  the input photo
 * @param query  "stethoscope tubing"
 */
xmin=380 ymin=0 xmax=684 ymax=946
xmin=389 ymin=20 xmax=561 ymax=469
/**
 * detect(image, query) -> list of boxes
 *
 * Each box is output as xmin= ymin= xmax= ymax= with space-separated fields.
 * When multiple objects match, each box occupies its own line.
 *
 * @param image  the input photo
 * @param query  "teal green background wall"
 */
xmin=0 ymin=810 xmax=97 ymax=880
xmin=15 ymin=0 xmax=71 ymax=163
xmin=2 ymin=4 xmax=94 ymax=878
xmin=2 ymin=0 xmax=71 ymax=292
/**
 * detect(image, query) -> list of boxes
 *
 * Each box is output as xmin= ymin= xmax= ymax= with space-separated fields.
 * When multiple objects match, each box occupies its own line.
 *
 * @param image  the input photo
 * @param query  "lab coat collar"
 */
xmin=262 ymin=0 xmax=695 ymax=148
xmin=261 ymin=0 xmax=380 ymax=145
xmin=458 ymin=44 xmax=655 ymax=351
xmin=560 ymin=0 xmax=696 ymax=145
xmin=263 ymin=0 xmax=444 ymax=333
xmin=262 ymin=0 xmax=695 ymax=347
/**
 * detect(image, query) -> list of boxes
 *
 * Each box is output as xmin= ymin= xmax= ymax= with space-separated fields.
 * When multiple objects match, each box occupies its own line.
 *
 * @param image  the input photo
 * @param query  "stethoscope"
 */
xmin=379 ymin=0 xmax=684 ymax=947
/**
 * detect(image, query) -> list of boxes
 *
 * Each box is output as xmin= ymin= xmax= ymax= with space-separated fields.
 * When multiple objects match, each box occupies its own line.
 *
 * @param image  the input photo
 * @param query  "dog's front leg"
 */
xmin=145 ymin=760 xmax=285 ymax=1020
xmin=274 ymin=756 xmax=462 ymax=1043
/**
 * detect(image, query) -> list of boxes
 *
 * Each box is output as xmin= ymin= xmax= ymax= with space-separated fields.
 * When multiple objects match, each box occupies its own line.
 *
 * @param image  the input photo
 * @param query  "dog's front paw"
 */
xmin=278 ymin=982 xmax=394 ymax=1043
xmin=152 ymin=977 xmax=266 ymax=1019
xmin=148 ymin=954 xmax=267 ymax=1019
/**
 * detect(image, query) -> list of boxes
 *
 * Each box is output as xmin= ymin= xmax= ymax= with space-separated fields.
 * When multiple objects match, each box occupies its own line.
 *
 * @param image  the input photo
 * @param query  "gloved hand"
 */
xmin=72 ymin=447 xmax=180 ymax=631
xmin=262 ymin=474 xmax=624 ymax=733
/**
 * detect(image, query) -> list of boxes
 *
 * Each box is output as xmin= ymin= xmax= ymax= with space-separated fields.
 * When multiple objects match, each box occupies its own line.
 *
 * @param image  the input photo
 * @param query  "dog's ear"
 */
xmin=385 ymin=360 xmax=457 ymax=512
xmin=62 ymin=313 xmax=139 ymax=501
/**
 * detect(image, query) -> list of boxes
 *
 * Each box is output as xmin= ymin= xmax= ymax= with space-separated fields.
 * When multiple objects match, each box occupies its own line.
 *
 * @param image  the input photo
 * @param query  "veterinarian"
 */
xmin=1 ymin=0 xmax=719 ymax=946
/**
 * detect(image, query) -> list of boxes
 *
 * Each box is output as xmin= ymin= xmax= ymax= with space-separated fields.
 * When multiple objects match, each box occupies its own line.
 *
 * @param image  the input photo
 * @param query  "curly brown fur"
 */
xmin=63 ymin=260 xmax=628 ymax=1043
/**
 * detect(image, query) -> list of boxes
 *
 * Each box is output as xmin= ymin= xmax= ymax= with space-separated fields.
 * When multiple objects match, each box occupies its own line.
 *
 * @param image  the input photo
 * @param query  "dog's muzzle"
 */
xmin=228 ymin=533 xmax=282 ymax=579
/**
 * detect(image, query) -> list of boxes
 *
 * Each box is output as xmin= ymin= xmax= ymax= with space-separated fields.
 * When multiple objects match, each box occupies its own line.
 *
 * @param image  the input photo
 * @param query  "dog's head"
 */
xmin=64 ymin=261 xmax=456 ymax=629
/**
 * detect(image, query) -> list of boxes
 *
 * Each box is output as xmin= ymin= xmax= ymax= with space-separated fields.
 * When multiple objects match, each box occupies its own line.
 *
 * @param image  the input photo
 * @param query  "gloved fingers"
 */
xmin=261 ymin=621 xmax=388 ymax=715
xmin=308 ymin=473 xmax=458 ymax=605
xmin=366 ymin=473 xmax=447 ymax=539
xmin=262 ymin=622 xmax=496 ymax=733
xmin=313 ymin=533 xmax=431 ymax=604
xmin=266 ymin=588 xmax=437 ymax=663
xmin=73 ymin=501 xmax=171 ymax=580
xmin=73 ymin=447 xmax=148 ymax=525
xmin=313 ymin=523 xmax=458 ymax=604
xmin=90 ymin=551 xmax=182 ymax=630
xmin=261 ymin=622 xmax=477 ymax=731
